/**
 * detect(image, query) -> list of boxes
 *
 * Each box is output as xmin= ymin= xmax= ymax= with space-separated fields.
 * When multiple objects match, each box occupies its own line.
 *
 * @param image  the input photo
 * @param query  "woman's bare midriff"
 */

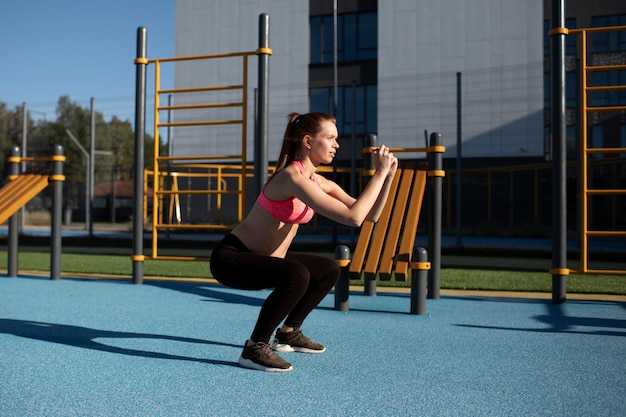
xmin=230 ymin=203 xmax=299 ymax=258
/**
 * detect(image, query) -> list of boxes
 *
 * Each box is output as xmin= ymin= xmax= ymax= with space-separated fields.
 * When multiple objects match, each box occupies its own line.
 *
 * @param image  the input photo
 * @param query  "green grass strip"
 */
xmin=1 ymin=251 xmax=624 ymax=295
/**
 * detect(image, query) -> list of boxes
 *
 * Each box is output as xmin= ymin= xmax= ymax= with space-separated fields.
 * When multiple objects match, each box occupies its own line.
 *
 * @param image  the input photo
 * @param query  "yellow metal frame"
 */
xmin=144 ymin=50 xmax=267 ymax=261
xmin=569 ymin=26 xmax=626 ymax=275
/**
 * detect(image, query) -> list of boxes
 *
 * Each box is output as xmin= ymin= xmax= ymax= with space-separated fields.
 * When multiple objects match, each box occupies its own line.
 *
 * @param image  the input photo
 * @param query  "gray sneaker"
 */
xmin=238 ymin=341 xmax=293 ymax=372
xmin=271 ymin=328 xmax=326 ymax=353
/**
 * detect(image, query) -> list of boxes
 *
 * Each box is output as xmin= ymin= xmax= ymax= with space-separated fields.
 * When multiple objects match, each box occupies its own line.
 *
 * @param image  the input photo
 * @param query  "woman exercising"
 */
xmin=210 ymin=112 xmax=397 ymax=372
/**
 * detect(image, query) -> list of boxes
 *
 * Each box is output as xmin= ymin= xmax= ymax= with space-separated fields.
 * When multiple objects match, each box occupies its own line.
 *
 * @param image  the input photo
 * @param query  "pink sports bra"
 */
xmin=256 ymin=160 xmax=320 ymax=224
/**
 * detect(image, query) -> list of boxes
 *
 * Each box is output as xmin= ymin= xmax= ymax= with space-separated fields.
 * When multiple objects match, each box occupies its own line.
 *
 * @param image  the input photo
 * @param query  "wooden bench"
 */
xmin=334 ymin=162 xmax=430 ymax=314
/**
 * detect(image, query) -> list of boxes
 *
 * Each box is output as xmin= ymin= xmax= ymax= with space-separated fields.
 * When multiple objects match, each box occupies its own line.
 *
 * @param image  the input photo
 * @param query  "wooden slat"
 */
xmin=0 ymin=174 xmax=48 ymax=210
xmin=394 ymin=169 xmax=427 ymax=281
xmin=0 ymin=174 xmax=49 ymax=224
xmin=349 ymin=221 xmax=375 ymax=279
xmin=362 ymin=169 xmax=402 ymax=280
xmin=378 ymin=169 xmax=415 ymax=280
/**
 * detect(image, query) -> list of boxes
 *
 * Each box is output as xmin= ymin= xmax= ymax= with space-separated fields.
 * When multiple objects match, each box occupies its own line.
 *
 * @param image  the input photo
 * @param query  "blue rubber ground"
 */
xmin=1 ymin=275 xmax=625 ymax=417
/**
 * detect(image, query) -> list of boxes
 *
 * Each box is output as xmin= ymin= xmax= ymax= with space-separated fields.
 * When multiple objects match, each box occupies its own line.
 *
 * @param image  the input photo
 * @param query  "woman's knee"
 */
xmin=281 ymin=263 xmax=311 ymax=293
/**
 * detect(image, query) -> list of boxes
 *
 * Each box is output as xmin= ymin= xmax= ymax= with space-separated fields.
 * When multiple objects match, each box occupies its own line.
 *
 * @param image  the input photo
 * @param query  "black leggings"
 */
xmin=209 ymin=233 xmax=340 ymax=344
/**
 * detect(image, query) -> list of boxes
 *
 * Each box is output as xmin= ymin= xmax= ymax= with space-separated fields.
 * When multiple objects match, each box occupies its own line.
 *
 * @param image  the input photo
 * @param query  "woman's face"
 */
xmin=306 ymin=120 xmax=339 ymax=165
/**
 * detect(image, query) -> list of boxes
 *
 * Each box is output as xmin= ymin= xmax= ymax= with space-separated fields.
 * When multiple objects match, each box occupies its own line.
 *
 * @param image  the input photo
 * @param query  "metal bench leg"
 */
xmin=410 ymin=247 xmax=429 ymax=315
xmin=334 ymin=245 xmax=350 ymax=312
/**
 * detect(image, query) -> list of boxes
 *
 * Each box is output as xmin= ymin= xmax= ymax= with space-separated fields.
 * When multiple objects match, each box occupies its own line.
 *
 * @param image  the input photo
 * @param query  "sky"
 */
xmin=0 ymin=0 xmax=175 ymax=124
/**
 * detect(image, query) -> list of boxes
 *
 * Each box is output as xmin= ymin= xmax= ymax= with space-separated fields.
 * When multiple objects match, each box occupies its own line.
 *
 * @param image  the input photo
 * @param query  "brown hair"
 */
xmin=267 ymin=112 xmax=336 ymax=183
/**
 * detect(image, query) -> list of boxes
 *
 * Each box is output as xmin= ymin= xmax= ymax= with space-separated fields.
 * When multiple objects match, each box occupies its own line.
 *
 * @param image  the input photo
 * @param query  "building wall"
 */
xmin=173 ymin=0 xmax=546 ymax=160
xmin=378 ymin=0 xmax=544 ymax=158
xmin=173 ymin=0 xmax=309 ymax=160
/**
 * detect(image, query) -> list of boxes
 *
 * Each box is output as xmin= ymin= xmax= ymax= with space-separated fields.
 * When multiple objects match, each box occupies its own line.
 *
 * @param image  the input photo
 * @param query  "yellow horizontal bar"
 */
xmin=148 ymin=255 xmax=211 ymax=262
xmin=158 ymin=85 xmax=243 ymax=95
xmin=586 ymin=147 xmax=626 ymax=154
xmin=156 ymin=154 xmax=242 ymax=161
xmin=586 ymin=105 xmax=626 ymax=112
xmin=585 ymin=64 xmax=626 ymax=72
xmin=569 ymin=25 xmax=626 ymax=34
xmin=157 ymin=120 xmax=242 ymax=128
xmin=580 ymin=269 xmax=626 ymax=276
xmin=131 ymin=255 xmax=145 ymax=261
xmin=549 ymin=268 xmax=570 ymax=275
xmin=158 ymin=102 xmax=243 ymax=111
xmin=586 ymin=189 xmax=626 ymax=195
xmin=148 ymin=50 xmax=257 ymax=64
xmin=154 ymin=224 xmax=233 ymax=230
xmin=10 ymin=155 xmax=65 ymax=163
xmin=428 ymin=170 xmax=446 ymax=177
xmin=335 ymin=259 xmax=350 ymax=267
xmin=586 ymin=85 xmax=626 ymax=92
xmin=361 ymin=146 xmax=445 ymax=154
xmin=585 ymin=230 xmax=626 ymax=237
xmin=155 ymin=189 xmax=241 ymax=196
xmin=48 ymin=175 xmax=65 ymax=181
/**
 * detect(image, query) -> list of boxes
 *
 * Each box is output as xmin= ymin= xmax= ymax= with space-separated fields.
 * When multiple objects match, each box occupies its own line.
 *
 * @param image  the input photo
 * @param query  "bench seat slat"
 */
xmin=394 ymin=168 xmax=427 ymax=281
xmin=362 ymin=170 xmax=402 ymax=280
xmin=378 ymin=169 xmax=415 ymax=280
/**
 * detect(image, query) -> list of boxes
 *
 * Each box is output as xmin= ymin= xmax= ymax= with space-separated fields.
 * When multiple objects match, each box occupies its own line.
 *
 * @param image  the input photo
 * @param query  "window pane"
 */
xmin=310 ymin=88 xmax=331 ymax=113
xmin=310 ymin=17 xmax=322 ymax=64
xmin=343 ymin=14 xmax=356 ymax=61
xmin=323 ymin=16 xmax=334 ymax=63
xmin=366 ymin=85 xmax=377 ymax=134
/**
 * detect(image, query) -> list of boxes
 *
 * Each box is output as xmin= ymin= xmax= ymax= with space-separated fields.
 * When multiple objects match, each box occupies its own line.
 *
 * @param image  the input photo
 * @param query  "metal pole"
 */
xmin=363 ymin=133 xmax=377 ymax=297
xmin=255 ymin=13 xmax=270 ymax=196
xmin=50 ymin=144 xmax=64 ymax=281
xmin=410 ymin=247 xmax=428 ymax=315
xmin=428 ymin=132 xmax=443 ymax=299
xmin=350 ymin=81 xmax=357 ymax=245
xmin=334 ymin=245 xmax=350 ymax=311
xmin=333 ymin=0 xmax=338 ymax=116
xmin=132 ymin=26 xmax=148 ymax=284
xmin=350 ymin=81 xmax=357 ymax=196
xmin=550 ymin=0 xmax=567 ymax=303
xmin=456 ymin=72 xmax=462 ymax=249
xmin=8 ymin=146 xmax=20 ymax=277
xmin=166 ymin=94 xmax=172 ymax=240
xmin=20 ymin=103 xmax=27 ymax=232
xmin=89 ymin=98 xmax=95 ymax=237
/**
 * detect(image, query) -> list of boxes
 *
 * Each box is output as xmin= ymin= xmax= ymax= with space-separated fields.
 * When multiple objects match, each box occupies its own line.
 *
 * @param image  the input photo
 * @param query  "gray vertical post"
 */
xmin=334 ymin=245 xmax=351 ymax=311
xmin=550 ymin=0 xmax=567 ymax=303
xmin=255 ymin=13 xmax=270 ymax=197
xmin=8 ymin=146 xmax=20 ymax=277
xmin=20 ymin=103 xmax=27 ymax=232
xmin=428 ymin=132 xmax=443 ymax=299
xmin=88 ymin=98 xmax=95 ymax=237
xmin=132 ymin=26 xmax=148 ymax=285
xmin=456 ymin=72 xmax=462 ymax=249
xmin=410 ymin=247 xmax=428 ymax=315
xmin=363 ymin=133 xmax=377 ymax=296
xmin=50 ymin=145 xmax=64 ymax=281
xmin=350 ymin=81 xmax=357 ymax=244
xmin=166 ymin=94 xmax=173 ymax=240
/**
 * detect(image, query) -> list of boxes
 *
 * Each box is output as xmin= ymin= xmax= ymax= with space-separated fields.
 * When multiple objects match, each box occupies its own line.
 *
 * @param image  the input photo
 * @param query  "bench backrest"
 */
xmin=349 ymin=162 xmax=428 ymax=281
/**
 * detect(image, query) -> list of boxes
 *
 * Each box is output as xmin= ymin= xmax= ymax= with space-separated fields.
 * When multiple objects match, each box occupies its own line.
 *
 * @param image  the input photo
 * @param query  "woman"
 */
xmin=210 ymin=112 xmax=398 ymax=372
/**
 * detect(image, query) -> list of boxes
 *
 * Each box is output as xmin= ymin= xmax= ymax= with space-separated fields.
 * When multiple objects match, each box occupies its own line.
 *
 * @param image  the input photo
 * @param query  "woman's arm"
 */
xmin=274 ymin=146 xmax=397 ymax=227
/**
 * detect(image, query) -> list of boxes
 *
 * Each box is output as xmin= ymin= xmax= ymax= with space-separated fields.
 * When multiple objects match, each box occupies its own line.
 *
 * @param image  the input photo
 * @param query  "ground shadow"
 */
xmin=0 ymin=318 xmax=240 ymax=367
xmin=455 ymin=301 xmax=626 ymax=337
xmin=147 ymin=280 xmax=266 ymax=307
